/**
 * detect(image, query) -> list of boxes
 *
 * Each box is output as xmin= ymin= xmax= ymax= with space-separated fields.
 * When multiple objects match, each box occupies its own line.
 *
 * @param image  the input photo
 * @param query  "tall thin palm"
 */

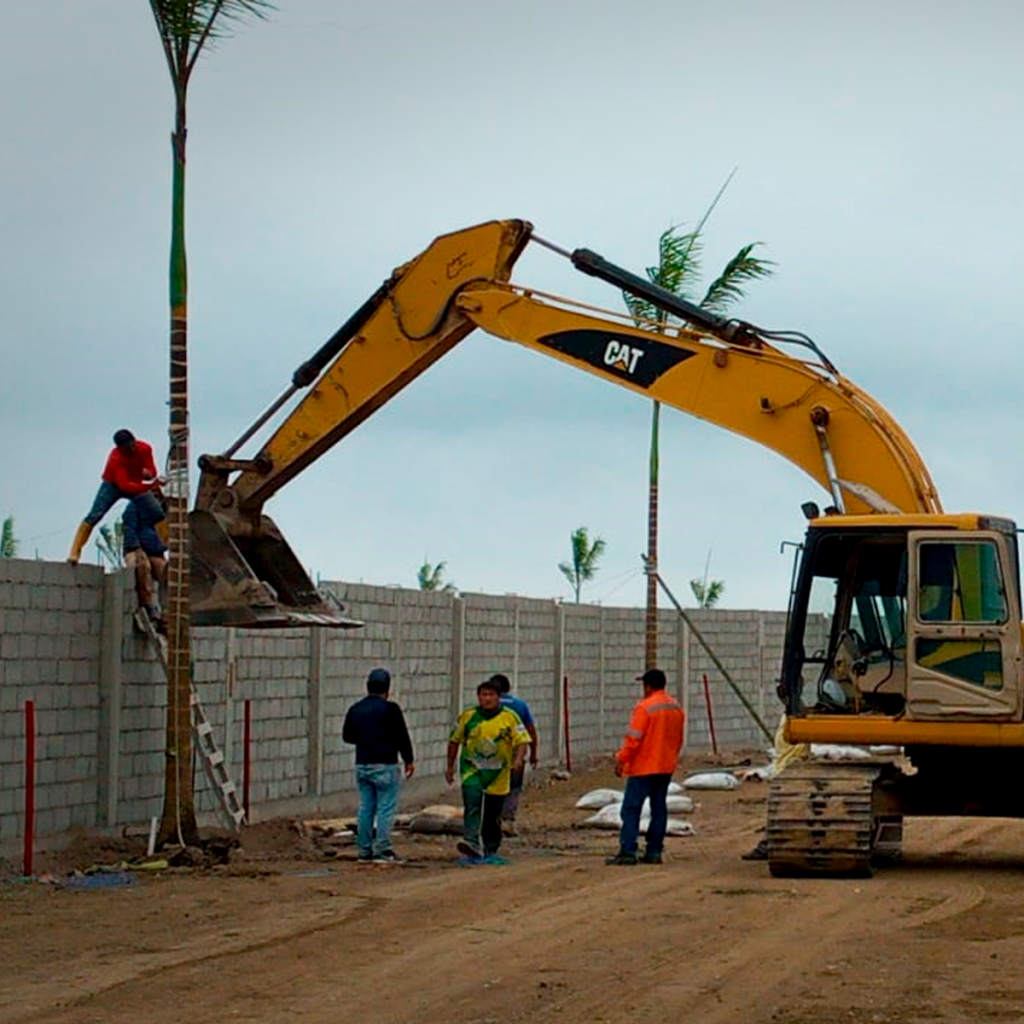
xmin=148 ymin=0 xmax=274 ymax=848
xmin=558 ymin=527 xmax=607 ymax=603
xmin=625 ymin=179 xmax=774 ymax=666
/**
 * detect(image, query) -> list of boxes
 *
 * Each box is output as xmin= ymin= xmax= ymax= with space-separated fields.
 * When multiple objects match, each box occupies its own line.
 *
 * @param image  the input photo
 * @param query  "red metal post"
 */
xmin=243 ymin=698 xmax=252 ymax=820
xmin=562 ymin=675 xmax=572 ymax=773
xmin=702 ymin=673 xmax=719 ymax=756
xmin=23 ymin=700 xmax=35 ymax=877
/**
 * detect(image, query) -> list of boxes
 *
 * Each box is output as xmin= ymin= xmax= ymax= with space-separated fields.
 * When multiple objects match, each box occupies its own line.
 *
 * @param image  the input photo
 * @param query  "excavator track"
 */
xmin=766 ymin=761 xmax=896 ymax=878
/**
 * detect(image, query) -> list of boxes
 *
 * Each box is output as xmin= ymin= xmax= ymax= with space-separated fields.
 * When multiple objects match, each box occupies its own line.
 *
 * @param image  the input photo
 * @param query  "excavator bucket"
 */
xmin=188 ymin=509 xmax=363 ymax=629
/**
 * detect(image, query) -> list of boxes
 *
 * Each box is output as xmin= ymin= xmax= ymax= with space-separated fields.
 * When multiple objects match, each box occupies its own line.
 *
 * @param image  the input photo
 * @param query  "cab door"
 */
xmin=905 ymin=531 xmax=1022 ymax=719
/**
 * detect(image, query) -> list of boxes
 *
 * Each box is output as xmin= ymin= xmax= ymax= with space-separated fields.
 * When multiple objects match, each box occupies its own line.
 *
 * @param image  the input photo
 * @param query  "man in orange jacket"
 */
xmin=607 ymin=667 xmax=685 ymax=866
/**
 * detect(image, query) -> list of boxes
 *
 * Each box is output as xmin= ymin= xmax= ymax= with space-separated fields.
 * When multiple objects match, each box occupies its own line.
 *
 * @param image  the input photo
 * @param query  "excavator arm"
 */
xmin=191 ymin=218 xmax=941 ymax=627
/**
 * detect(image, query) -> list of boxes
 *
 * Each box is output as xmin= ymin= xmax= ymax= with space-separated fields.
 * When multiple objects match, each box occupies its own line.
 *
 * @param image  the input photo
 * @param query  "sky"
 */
xmin=3 ymin=1 xmax=1024 ymax=611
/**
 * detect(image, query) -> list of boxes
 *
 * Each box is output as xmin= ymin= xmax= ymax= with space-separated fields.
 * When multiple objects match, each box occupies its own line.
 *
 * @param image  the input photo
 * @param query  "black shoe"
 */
xmin=640 ymin=852 xmax=663 ymax=864
xmin=373 ymin=850 xmax=403 ymax=864
xmin=741 ymin=839 xmax=769 ymax=861
xmin=605 ymin=852 xmax=638 ymax=866
xmin=357 ymin=851 xmax=373 ymax=863
xmin=457 ymin=840 xmax=482 ymax=860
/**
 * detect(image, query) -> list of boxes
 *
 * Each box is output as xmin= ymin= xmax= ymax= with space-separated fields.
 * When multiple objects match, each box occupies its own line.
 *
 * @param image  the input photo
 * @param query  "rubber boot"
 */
xmin=67 ymin=521 xmax=94 ymax=565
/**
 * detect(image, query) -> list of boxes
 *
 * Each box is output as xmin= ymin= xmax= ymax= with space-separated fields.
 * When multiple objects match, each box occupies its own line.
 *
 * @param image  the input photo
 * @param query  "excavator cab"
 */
xmin=781 ymin=514 xmax=1023 ymax=723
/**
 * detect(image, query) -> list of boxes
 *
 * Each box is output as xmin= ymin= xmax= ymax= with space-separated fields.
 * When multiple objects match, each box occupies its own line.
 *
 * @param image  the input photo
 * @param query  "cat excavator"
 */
xmin=191 ymin=218 xmax=1024 ymax=876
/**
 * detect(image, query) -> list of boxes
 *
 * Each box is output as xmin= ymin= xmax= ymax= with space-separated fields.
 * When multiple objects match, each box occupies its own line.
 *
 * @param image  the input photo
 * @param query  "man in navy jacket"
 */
xmin=342 ymin=668 xmax=415 ymax=863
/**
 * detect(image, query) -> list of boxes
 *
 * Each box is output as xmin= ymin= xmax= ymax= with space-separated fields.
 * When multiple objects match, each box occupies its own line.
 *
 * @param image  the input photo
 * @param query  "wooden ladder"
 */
xmin=134 ymin=610 xmax=246 ymax=832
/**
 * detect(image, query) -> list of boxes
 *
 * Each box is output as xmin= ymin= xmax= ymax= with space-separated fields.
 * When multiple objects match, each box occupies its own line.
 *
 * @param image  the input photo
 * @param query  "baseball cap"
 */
xmin=636 ymin=668 xmax=666 ymax=688
xmin=367 ymin=667 xmax=391 ymax=687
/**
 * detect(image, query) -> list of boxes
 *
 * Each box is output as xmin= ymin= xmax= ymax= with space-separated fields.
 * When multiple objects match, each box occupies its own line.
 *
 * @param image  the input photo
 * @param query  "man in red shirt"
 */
xmin=67 ymin=429 xmax=166 ymax=565
xmin=607 ymin=667 xmax=685 ymax=866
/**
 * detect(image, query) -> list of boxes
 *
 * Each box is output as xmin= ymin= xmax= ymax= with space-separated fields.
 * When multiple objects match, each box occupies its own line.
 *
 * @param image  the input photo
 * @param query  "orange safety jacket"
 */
xmin=615 ymin=689 xmax=685 ymax=777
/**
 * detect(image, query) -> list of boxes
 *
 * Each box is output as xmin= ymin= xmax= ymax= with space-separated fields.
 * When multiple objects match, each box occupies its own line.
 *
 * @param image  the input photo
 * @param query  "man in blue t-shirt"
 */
xmin=489 ymin=674 xmax=539 ymax=836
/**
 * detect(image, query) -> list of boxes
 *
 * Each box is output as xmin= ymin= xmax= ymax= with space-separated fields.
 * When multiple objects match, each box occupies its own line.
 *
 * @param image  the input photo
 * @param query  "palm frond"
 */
xmin=623 ymin=292 xmax=657 ymax=326
xmin=150 ymin=0 xmax=274 ymax=39
xmin=149 ymin=0 xmax=274 ymax=76
xmin=623 ymin=225 xmax=703 ymax=329
xmin=651 ymin=225 xmax=702 ymax=296
xmin=699 ymin=243 xmax=775 ymax=314
xmin=418 ymin=560 xmax=450 ymax=591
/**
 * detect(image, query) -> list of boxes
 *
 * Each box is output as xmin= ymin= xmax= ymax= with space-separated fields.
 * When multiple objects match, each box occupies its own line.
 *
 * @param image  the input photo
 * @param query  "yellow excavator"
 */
xmin=191 ymin=218 xmax=1023 ymax=876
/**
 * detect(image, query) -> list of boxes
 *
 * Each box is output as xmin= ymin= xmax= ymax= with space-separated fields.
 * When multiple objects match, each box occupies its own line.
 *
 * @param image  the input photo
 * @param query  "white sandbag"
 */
xmin=575 ymin=788 xmax=624 ymax=810
xmin=668 ymin=781 xmax=684 ymax=794
xmin=682 ymin=771 xmax=740 ymax=790
xmin=582 ymin=803 xmax=634 ymax=829
xmin=665 ymin=794 xmax=695 ymax=814
xmin=407 ymin=804 xmax=463 ymax=834
xmin=811 ymin=744 xmax=872 ymax=760
xmin=739 ymin=764 xmax=776 ymax=782
xmin=665 ymin=819 xmax=696 ymax=836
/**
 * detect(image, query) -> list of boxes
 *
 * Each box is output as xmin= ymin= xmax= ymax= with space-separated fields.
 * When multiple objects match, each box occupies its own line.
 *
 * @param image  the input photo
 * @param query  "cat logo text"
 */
xmin=603 ymin=339 xmax=645 ymax=375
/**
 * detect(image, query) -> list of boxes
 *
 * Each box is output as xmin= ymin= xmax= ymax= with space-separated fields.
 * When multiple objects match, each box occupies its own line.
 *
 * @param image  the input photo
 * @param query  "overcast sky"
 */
xmin=3 ymin=1 xmax=1023 ymax=610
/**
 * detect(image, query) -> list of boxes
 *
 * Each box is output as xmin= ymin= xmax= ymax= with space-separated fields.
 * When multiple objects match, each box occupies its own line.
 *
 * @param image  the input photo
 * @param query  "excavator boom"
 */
xmin=190 ymin=217 xmax=941 ymax=626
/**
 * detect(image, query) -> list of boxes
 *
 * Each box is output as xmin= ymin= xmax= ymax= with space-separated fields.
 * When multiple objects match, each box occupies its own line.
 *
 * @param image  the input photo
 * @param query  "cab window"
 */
xmin=916 ymin=541 xmax=1007 ymax=624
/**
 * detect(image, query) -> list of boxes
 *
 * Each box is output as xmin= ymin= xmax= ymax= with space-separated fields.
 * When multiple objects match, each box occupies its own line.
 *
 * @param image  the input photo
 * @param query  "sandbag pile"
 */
xmin=574 ymin=786 xmax=695 ymax=836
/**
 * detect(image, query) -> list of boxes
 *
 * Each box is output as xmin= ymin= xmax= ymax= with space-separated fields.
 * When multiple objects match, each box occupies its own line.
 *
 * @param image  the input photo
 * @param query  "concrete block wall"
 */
xmin=319 ymin=584 xmax=459 ymax=788
xmin=0 ymin=559 xmax=104 ymax=844
xmin=1 ymin=558 xmax=795 ymax=848
xmin=563 ymin=604 xmax=605 ymax=752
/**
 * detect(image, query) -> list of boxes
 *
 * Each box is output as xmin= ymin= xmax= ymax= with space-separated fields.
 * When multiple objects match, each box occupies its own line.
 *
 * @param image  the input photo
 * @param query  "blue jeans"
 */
xmin=84 ymin=482 xmax=164 ymax=527
xmin=619 ymin=773 xmax=672 ymax=856
xmin=356 ymin=764 xmax=401 ymax=857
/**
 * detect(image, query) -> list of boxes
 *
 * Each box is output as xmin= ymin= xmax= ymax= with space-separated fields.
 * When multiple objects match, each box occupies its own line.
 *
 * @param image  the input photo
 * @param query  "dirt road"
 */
xmin=5 ymin=756 xmax=1024 ymax=1024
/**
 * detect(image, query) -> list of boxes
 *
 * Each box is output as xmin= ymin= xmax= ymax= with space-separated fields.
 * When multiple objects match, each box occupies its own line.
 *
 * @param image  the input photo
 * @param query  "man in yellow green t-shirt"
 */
xmin=445 ymin=678 xmax=530 ymax=863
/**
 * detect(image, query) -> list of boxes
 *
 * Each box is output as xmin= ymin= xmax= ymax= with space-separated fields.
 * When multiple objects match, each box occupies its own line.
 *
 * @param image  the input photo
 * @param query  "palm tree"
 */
xmin=690 ymin=578 xmax=725 ymax=608
xmin=559 ymin=527 xmax=607 ymax=603
xmin=624 ymin=175 xmax=773 ymax=667
xmin=418 ymin=560 xmax=456 ymax=592
xmin=0 ymin=516 xmax=17 ymax=558
xmin=96 ymin=523 xmax=125 ymax=569
xmin=690 ymin=550 xmax=725 ymax=608
xmin=148 ymin=0 xmax=274 ymax=848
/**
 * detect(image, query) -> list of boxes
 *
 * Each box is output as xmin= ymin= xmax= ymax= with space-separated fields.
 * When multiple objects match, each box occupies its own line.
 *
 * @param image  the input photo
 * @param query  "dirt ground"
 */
xmin=5 ymin=751 xmax=1024 ymax=1024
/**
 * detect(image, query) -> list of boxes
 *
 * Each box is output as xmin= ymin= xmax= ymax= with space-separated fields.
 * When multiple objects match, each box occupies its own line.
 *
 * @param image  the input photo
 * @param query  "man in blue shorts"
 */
xmin=489 ymin=673 xmax=539 ymax=836
xmin=122 ymin=497 xmax=168 ymax=629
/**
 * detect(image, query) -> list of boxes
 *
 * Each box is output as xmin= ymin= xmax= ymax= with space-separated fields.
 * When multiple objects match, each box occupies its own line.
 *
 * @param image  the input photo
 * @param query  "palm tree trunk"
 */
xmin=644 ymin=401 xmax=660 ymax=669
xmin=158 ymin=95 xmax=198 ymax=847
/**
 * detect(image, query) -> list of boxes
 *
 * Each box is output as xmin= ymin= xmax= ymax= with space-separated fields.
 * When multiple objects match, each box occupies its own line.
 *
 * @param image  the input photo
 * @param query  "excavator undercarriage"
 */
xmin=767 ymin=760 xmax=904 ymax=877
